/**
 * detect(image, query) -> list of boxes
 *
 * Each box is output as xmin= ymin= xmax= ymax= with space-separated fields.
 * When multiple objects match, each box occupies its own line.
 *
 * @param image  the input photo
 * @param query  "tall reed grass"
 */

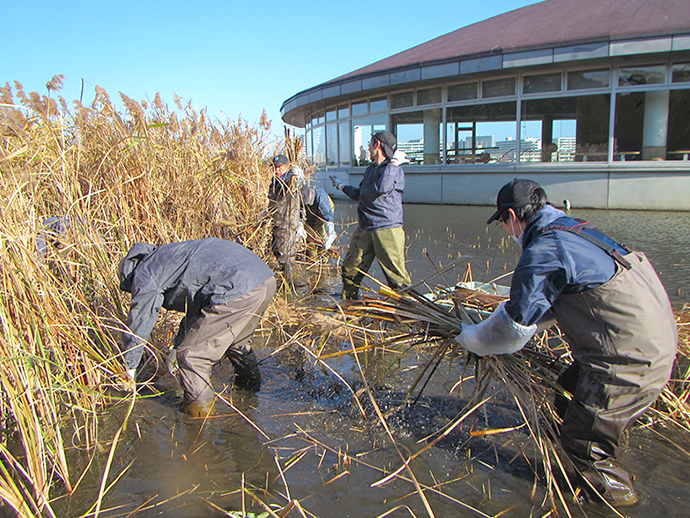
xmin=0 ymin=76 xmax=280 ymax=516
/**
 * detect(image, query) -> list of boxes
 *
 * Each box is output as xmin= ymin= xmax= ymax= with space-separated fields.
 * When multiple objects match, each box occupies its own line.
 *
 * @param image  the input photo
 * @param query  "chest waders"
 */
xmin=548 ymin=222 xmax=677 ymax=505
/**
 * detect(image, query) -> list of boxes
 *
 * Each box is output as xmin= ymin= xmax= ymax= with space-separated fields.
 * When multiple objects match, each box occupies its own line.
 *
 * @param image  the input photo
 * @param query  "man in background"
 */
xmin=330 ymin=131 xmax=410 ymax=299
xmin=301 ymin=183 xmax=337 ymax=256
xmin=268 ymin=154 xmax=304 ymax=273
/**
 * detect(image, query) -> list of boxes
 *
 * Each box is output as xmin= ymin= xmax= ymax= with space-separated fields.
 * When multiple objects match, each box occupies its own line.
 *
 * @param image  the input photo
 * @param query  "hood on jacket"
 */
xmin=119 ymin=242 xmax=157 ymax=293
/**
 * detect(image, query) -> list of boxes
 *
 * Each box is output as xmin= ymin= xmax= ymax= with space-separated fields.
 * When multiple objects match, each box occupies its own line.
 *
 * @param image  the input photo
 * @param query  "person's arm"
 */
xmin=316 ymin=191 xmax=334 ymax=222
xmin=330 ymin=175 xmax=359 ymax=201
xmin=123 ymin=290 xmax=165 ymax=370
xmin=371 ymin=163 xmax=400 ymax=196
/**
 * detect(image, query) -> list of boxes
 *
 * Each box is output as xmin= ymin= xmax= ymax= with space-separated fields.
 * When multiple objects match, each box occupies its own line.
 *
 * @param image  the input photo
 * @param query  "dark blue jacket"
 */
xmin=506 ymin=205 xmax=629 ymax=326
xmin=307 ymin=185 xmax=334 ymax=223
xmin=119 ymin=238 xmax=273 ymax=369
xmin=342 ymin=159 xmax=404 ymax=231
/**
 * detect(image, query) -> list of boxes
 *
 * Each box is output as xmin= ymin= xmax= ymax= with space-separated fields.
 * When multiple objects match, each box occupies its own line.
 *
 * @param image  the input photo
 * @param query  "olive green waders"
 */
xmin=552 ymin=252 xmax=677 ymax=505
xmin=341 ymin=226 xmax=411 ymax=299
xmin=177 ymin=276 xmax=276 ymax=416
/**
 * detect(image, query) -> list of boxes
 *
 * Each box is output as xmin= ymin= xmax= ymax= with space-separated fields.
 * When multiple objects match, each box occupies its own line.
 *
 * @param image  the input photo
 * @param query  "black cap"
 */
xmin=486 ymin=179 xmax=543 ymax=224
xmin=272 ymin=154 xmax=289 ymax=167
xmin=372 ymin=131 xmax=396 ymax=159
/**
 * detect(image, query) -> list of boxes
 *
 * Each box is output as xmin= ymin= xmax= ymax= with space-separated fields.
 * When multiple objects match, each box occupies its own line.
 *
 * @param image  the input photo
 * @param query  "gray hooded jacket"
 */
xmin=119 ymin=238 xmax=273 ymax=369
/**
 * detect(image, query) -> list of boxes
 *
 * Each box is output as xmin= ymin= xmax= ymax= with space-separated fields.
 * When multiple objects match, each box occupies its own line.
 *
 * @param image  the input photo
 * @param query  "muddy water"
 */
xmin=73 ymin=203 xmax=689 ymax=518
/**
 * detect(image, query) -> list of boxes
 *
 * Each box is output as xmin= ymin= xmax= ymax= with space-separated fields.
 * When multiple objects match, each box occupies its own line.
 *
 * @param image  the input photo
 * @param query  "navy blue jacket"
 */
xmin=506 ymin=205 xmax=629 ymax=326
xmin=342 ymin=159 xmax=404 ymax=231
xmin=307 ymin=185 xmax=334 ymax=223
xmin=119 ymin=238 xmax=273 ymax=369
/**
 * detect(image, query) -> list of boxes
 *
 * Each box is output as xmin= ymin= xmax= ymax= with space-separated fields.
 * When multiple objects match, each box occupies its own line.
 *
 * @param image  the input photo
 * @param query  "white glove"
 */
xmin=297 ymin=221 xmax=307 ymax=240
xmin=324 ymin=221 xmax=337 ymax=250
xmin=454 ymin=303 xmax=537 ymax=356
xmin=127 ymin=368 xmax=136 ymax=381
xmin=390 ymin=149 xmax=410 ymax=166
xmin=329 ymin=175 xmax=344 ymax=190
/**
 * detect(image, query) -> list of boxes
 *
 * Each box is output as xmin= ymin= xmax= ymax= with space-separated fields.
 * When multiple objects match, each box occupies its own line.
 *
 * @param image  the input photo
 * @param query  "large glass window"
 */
xmin=567 ymin=69 xmax=610 ymax=90
xmin=339 ymin=120 xmax=351 ymax=166
xmin=618 ymin=65 xmax=665 ymax=86
xmin=672 ymin=63 xmax=690 ymax=84
xmin=482 ymin=78 xmax=516 ymax=98
xmin=312 ymin=125 xmax=325 ymax=168
xmin=392 ymin=109 xmax=443 ymax=165
xmin=448 ymin=82 xmax=478 ymax=102
xmin=445 ymin=101 xmax=517 ymax=163
xmin=418 ymin=87 xmax=442 ymax=105
xmin=668 ymin=89 xmax=690 ymax=160
xmin=392 ymin=91 xmax=413 ymax=109
xmin=521 ymin=96 xmax=608 ymax=162
xmin=523 ymin=73 xmax=562 ymax=94
xmin=352 ymin=114 xmax=386 ymax=166
xmin=352 ymin=100 xmax=368 ymax=116
xmin=370 ymin=96 xmax=388 ymax=112
xmin=326 ymin=122 xmax=338 ymax=166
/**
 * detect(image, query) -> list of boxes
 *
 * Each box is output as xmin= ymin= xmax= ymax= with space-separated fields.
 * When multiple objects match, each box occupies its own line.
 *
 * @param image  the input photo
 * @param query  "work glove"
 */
xmin=324 ymin=221 xmax=337 ymax=250
xmin=296 ymin=221 xmax=307 ymax=240
xmin=329 ymin=175 xmax=344 ymax=190
xmin=454 ymin=302 xmax=537 ymax=357
xmin=391 ymin=149 xmax=410 ymax=166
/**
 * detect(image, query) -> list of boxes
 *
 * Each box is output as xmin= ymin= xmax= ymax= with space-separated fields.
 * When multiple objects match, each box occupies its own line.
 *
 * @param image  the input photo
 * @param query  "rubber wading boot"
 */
xmin=582 ymin=459 xmax=639 ymax=507
xmin=182 ymin=399 xmax=215 ymax=418
xmin=227 ymin=346 xmax=262 ymax=391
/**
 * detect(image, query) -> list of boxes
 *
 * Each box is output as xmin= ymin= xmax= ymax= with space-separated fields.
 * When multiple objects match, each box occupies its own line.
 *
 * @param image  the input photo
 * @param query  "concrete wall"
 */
xmin=316 ymin=163 xmax=690 ymax=211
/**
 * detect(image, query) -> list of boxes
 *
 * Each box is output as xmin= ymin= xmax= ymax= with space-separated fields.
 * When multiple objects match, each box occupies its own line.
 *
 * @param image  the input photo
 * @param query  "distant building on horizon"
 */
xmin=281 ymin=0 xmax=690 ymax=210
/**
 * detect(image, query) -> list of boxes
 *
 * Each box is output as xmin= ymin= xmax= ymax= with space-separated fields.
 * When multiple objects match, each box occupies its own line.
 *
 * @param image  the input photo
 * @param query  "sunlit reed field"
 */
xmin=1 ymin=76 xmax=689 ymax=518
xmin=0 ymin=77 xmax=285 ymax=516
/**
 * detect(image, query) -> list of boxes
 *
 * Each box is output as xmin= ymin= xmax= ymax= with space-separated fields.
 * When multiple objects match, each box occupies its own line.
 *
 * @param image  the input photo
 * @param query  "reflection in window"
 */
xmin=370 ymin=97 xmax=388 ymax=112
xmin=306 ymin=129 xmax=312 ymax=160
xmin=392 ymin=109 xmax=443 ymax=165
xmin=326 ymin=108 xmax=337 ymax=122
xmin=521 ymin=98 xmax=589 ymax=162
xmin=618 ymin=65 xmax=665 ymax=86
xmin=523 ymin=73 xmax=561 ymax=94
xmin=482 ymin=77 xmax=516 ymax=98
xmin=338 ymin=105 xmax=349 ymax=118
xmin=339 ymin=121 xmax=351 ymax=166
xmin=448 ymin=83 xmax=478 ymax=102
xmin=672 ymin=63 xmax=690 ymax=83
xmin=326 ymin=123 xmax=338 ymax=166
xmin=567 ymin=69 xmax=610 ymax=90
xmin=352 ymin=100 xmax=368 ymax=116
xmin=668 ymin=89 xmax=690 ymax=160
xmin=312 ymin=125 xmax=325 ymax=168
xmin=418 ymin=87 xmax=442 ymax=105
xmin=446 ymin=102 xmax=517 ymax=163
xmin=352 ymin=114 xmax=386 ymax=166
xmin=392 ymin=91 xmax=413 ymax=109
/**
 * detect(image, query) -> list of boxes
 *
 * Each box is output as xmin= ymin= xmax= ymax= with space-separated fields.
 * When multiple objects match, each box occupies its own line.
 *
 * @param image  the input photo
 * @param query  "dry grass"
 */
xmin=0 ymin=77 xmax=283 ymax=516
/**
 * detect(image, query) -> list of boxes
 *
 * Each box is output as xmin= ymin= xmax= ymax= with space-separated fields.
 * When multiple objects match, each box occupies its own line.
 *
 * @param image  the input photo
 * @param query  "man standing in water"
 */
xmin=455 ymin=179 xmax=677 ymax=506
xmin=330 ymin=131 xmax=411 ymax=299
xmin=118 ymin=238 xmax=276 ymax=417
xmin=268 ymin=154 xmax=304 ymax=275
xmin=301 ymin=183 xmax=337 ymax=255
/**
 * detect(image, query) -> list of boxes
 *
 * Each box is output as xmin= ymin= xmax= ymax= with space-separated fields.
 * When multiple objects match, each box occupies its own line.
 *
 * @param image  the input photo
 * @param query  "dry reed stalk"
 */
xmin=0 ymin=79 xmax=283 ymax=516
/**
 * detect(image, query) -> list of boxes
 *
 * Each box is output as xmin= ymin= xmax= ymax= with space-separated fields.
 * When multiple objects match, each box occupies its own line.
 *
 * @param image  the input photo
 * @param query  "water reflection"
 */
xmin=335 ymin=201 xmax=690 ymax=306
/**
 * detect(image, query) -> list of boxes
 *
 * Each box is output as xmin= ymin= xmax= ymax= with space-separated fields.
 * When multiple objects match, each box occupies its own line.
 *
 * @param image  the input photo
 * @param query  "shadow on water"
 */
xmin=62 ymin=202 xmax=690 ymax=517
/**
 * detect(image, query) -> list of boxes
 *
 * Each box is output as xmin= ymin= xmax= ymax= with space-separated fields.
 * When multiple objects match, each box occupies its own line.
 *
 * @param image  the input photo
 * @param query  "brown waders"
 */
xmin=341 ymin=226 xmax=411 ymax=300
xmin=176 ymin=276 xmax=277 ymax=417
xmin=552 ymin=252 xmax=677 ymax=505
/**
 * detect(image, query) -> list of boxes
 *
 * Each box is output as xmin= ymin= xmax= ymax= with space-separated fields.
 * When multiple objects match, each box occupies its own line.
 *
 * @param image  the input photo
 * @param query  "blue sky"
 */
xmin=4 ymin=0 xmax=541 ymax=139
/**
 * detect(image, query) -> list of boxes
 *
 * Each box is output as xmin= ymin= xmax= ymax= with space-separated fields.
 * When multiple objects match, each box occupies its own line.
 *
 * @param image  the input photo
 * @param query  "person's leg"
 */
xmin=224 ymin=276 xmax=277 ymax=390
xmin=176 ymin=277 xmax=276 ymax=414
xmin=341 ymin=228 xmax=376 ymax=299
xmin=559 ymin=364 xmax=659 ymax=505
xmin=371 ymin=226 xmax=411 ymax=290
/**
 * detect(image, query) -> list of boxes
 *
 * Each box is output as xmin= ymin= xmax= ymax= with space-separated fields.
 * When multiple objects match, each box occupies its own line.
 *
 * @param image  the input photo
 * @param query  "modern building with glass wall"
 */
xmin=281 ymin=0 xmax=690 ymax=210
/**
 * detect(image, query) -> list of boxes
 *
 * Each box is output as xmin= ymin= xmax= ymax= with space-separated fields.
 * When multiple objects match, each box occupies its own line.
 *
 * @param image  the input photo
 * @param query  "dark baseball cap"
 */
xmin=272 ymin=154 xmax=289 ymax=167
xmin=372 ymin=131 xmax=396 ymax=159
xmin=486 ymin=179 xmax=543 ymax=224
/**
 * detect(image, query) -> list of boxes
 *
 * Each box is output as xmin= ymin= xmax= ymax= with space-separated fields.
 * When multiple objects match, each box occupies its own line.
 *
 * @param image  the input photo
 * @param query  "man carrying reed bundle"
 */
xmin=118 ymin=238 xmax=276 ymax=417
xmin=455 ymin=179 xmax=677 ymax=506
xmin=330 ymin=130 xmax=410 ymax=300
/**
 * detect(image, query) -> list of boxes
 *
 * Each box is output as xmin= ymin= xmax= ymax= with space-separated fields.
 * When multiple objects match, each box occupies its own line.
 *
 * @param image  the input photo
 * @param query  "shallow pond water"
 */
xmin=67 ymin=203 xmax=690 ymax=518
